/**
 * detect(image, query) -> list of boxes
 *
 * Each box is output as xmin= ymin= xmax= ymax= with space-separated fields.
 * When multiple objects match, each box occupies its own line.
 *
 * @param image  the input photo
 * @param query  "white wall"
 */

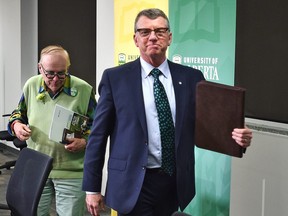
xmin=20 ymin=0 xmax=38 ymax=84
xmin=0 ymin=0 xmax=21 ymax=147
xmin=0 ymin=0 xmax=37 ymax=148
xmin=96 ymin=0 xmax=115 ymax=97
xmin=96 ymin=0 xmax=115 ymax=195
xmin=230 ymin=119 xmax=288 ymax=216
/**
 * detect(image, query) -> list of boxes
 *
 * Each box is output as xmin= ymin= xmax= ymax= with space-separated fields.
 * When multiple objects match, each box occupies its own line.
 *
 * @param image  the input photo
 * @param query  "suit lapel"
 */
xmin=169 ymin=61 xmax=187 ymax=147
xmin=128 ymin=60 xmax=148 ymax=138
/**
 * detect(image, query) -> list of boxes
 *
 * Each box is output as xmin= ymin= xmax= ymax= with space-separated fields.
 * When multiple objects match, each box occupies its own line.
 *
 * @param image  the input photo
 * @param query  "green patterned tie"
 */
xmin=150 ymin=68 xmax=175 ymax=175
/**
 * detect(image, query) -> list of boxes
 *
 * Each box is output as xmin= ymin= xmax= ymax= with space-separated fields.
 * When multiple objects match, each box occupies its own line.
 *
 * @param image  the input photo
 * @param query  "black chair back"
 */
xmin=5 ymin=148 xmax=53 ymax=216
xmin=0 ymin=114 xmax=27 ymax=174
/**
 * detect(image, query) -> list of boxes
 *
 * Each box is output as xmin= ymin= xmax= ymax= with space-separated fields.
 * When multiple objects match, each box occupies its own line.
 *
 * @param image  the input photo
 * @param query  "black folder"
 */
xmin=195 ymin=80 xmax=246 ymax=157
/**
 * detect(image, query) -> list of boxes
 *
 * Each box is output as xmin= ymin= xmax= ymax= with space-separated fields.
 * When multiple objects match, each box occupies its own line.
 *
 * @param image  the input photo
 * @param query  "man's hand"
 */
xmin=86 ymin=194 xmax=105 ymax=216
xmin=232 ymin=127 xmax=253 ymax=148
xmin=13 ymin=121 xmax=31 ymax=141
xmin=64 ymin=138 xmax=86 ymax=153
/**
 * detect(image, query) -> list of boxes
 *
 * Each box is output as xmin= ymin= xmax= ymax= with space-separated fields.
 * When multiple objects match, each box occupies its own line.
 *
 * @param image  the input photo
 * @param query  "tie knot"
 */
xmin=150 ymin=68 xmax=162 ymax=78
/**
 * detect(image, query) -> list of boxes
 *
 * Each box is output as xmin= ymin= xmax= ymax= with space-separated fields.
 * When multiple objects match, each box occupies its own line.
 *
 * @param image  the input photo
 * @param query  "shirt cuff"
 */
xmin=86 ymin=191 xmax=101 ymax=195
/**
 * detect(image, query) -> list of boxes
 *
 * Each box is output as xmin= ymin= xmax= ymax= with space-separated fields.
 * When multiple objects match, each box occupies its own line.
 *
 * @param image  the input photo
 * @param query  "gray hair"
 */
xmin=134 ymin=8 xmax=170 ymax=33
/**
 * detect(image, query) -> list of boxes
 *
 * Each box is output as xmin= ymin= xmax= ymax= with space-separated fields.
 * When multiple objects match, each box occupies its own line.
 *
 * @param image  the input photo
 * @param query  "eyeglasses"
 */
xmin=40 ymin=64 xmax=68 ymax=80
xmin=136 ymin=28 xmax=170 ymax=38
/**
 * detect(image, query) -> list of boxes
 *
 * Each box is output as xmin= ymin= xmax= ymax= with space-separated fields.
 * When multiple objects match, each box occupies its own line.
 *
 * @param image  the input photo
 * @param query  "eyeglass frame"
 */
xmin=40 ymin=63 xmax=69 ymax=80
xmin=135 ymin=27 xmax=170 ymax=38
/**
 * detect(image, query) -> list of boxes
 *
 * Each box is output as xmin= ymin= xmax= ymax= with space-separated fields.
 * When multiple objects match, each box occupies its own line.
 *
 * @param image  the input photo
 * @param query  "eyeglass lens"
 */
xmin=137 ymin=28 xmax=169 ymax=37
xmin=41 ymin=64 xmax=67 ymax=79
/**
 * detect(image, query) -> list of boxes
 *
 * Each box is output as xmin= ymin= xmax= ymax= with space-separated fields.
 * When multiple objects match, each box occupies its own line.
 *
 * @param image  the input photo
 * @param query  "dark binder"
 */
xmin=195 ymin=80 xmax=246 ymax=157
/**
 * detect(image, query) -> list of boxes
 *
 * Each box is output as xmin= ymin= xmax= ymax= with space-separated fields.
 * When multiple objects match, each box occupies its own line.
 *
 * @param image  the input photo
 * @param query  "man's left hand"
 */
xmin=64 ymin=138 xmax=86 ymax=152
xmin=232 ymin=127 xmax=253 ymax=148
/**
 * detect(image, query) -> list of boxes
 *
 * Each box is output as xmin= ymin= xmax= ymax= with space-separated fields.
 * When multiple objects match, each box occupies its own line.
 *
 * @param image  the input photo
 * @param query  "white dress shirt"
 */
xmin=140 ymin=57 xmax=176 ymax=168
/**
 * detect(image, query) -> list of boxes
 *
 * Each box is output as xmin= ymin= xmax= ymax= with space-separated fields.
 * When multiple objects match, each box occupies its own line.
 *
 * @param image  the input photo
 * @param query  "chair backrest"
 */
xmin=6 ymin=148 xmax=53 ymax=216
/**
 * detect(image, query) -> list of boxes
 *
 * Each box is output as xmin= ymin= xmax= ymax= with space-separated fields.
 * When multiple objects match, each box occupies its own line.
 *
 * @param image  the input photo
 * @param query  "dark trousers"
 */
xmin=118 ymin=168 xmax=178 ymax=216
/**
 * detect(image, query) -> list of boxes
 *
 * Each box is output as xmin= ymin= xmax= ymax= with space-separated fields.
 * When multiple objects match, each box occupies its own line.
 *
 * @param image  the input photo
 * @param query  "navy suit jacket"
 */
xmin=83 ymin=58 xmax=205 ymax=213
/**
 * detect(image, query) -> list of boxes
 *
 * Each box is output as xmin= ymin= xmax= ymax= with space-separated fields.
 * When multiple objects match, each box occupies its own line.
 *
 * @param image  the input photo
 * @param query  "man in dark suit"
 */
xmin=83 ymin=8 xmax=252 ymax=216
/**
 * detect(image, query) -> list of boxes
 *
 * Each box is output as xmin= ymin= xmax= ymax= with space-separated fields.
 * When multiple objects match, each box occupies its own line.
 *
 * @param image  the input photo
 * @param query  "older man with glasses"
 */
xmin=8 ymin=45 xmax=97 ymax=216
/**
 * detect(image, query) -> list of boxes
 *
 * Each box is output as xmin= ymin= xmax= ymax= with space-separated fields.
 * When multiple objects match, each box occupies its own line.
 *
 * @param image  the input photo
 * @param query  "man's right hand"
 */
xmin=86 ymin=193 xmax=105 ymax=216
xmin=13 ymin=121 xmax=31 ymax=141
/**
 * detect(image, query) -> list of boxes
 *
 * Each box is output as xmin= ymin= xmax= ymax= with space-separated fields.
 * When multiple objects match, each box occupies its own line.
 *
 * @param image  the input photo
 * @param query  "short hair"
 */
xmin=39 ymin=45 xmax=71 ymax=68
xmin=134 ymin=8 xmax=170 ymax=33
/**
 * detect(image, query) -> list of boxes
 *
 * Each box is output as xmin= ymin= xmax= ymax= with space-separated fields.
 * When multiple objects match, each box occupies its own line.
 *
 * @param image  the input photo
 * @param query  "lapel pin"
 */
xmin=179 ymin=81 xmax=182 ymax=85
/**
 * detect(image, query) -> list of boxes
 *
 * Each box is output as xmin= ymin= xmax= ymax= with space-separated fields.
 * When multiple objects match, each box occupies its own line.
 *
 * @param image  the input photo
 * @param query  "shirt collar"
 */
xmin=140 ymin=57 xmax=169 ymax=78
xmin=38 ymin=74 xmax=75 ymax=97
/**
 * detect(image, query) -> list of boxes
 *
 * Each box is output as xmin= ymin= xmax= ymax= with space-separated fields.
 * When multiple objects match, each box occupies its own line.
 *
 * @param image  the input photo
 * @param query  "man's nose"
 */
xmin=148 ymin=31 xmax=158 ymax=39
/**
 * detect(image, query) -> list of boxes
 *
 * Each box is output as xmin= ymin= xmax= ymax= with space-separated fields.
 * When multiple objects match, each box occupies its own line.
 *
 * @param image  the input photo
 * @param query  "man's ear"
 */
xmin=168 ymin=32 xmax=172 ymax=46
xmin=38 ymin=63 xmax=42 ymax=72
xmin=133 ymin=34 xmax=139 ymax=47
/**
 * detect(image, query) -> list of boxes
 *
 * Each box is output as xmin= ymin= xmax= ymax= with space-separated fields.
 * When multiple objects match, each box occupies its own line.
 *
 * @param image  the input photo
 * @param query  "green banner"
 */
xmin=168 ymin=0 xmax=237 ymax=215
